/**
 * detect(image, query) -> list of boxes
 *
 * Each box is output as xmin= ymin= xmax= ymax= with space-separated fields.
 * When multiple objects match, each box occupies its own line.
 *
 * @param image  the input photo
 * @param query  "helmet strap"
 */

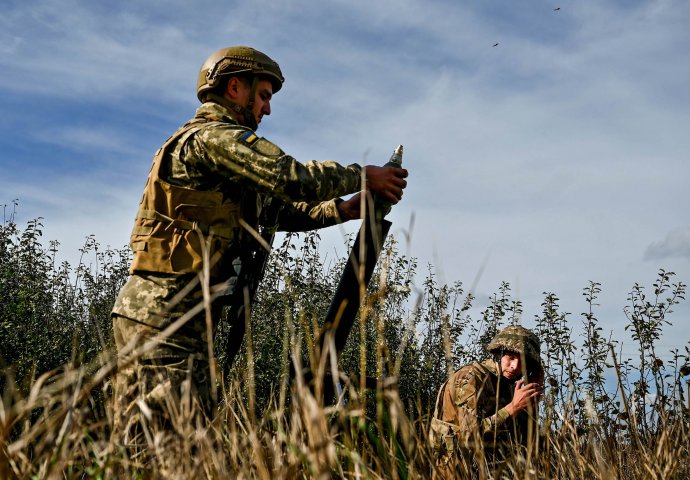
xmin=205 ymin=91 xmax=258 ymax=131
xmin=243 ymin=77 xmax=259 ymax=130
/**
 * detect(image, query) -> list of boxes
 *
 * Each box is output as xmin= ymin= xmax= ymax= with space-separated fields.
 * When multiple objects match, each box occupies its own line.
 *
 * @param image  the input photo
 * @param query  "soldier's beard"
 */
xmin=241 ymin=111 xmax=259 ymax=131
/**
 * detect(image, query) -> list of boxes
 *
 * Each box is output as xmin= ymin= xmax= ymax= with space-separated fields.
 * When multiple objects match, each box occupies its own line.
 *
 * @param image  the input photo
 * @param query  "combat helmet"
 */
xmin=487 ymin=325 xmax=541 ymax=366
xmin=196 ymin=46 xmax=284 ymax=130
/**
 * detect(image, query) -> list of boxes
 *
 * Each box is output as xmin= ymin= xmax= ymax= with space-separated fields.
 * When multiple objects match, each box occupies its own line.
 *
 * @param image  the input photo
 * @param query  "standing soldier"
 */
xmin=110 ymin=46 xmax=408 ymax=447
xmin=430 ymin=325 xmax=544 ymax=478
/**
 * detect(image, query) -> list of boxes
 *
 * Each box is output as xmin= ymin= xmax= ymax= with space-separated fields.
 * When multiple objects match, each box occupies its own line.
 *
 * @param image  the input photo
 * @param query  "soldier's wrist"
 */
xmin=336 ymin=197 xmax=359 ymax=221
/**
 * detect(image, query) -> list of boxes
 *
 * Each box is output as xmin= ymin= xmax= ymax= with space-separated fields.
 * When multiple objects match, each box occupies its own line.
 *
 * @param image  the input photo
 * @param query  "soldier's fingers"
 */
xmin=389 ymin=185 xmax=404 ymax=200
xmin=384 ymin=190 xmax=401 ymax=204
xmin=386 ymin=167 xmax=407 ymax=178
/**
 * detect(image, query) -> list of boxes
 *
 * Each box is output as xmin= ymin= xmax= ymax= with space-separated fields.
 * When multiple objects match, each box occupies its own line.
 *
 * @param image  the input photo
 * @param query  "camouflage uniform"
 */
xmin=111 ymin=99 xmax=364 ymax=441
xmin=430 ymin=326 xmax=542 ymax=479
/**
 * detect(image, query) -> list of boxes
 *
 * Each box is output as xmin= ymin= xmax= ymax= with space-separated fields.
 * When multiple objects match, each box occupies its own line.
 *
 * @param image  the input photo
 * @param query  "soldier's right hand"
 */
xmin=364 ymin=165 xmax=408 ymax=204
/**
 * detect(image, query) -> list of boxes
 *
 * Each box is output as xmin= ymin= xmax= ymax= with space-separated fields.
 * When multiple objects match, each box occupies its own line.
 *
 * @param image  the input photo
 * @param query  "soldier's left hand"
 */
xmin=337 ymin=193 xmax=363 ymax=221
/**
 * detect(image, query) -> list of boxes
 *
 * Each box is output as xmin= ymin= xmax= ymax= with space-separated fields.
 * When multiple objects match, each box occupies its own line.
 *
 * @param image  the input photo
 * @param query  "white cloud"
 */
xmin=1 ymin=0 xmax=689 ymax=356
xmin=645 ymin=228 xmax=690 ymax=260
xmin=32 ymin=126 xmax=143 ymax=156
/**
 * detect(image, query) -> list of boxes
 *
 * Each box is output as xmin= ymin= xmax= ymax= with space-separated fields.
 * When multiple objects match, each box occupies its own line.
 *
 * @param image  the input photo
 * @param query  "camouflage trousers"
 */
xmin=111 ymin=313 xmax=216 ymax=455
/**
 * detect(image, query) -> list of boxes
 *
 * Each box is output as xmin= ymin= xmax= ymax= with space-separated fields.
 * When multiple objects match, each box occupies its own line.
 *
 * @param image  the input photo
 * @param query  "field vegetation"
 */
xmin=1 ymin=203 xmax=689 ymax=479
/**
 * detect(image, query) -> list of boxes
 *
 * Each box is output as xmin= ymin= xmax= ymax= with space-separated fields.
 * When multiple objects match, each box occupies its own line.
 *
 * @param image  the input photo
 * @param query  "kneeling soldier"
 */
xmin=430 ymin=325 xmax=544 ymax=478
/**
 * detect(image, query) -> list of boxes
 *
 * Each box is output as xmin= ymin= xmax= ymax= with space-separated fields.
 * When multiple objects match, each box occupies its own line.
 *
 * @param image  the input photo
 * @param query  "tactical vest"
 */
xmin=129 ymin=119 xmax=243 ymax=277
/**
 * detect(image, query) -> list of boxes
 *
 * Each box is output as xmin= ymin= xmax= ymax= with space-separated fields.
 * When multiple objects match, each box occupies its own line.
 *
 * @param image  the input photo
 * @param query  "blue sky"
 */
xmin=1 ymin=0 xmax=688 ymax=361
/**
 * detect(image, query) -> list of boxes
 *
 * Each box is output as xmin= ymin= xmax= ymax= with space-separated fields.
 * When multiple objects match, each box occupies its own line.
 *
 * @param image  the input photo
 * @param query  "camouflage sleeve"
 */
xmin=277 ymin=199 xmax=344 ymax=232
xmin=190 ymin=124 xmax=362 ymax=203
xmin=451 ymin=368 xmax=511 ymax=440
xmin=479 ymin=407 xmax=511 ymax=435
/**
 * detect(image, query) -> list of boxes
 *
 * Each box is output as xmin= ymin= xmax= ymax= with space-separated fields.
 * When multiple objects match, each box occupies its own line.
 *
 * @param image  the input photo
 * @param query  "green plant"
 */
xmin=1 ymin=205 xmax=689 ymax=479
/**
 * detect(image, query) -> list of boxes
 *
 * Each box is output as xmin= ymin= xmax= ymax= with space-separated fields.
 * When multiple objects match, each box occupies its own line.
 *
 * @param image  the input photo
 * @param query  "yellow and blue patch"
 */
xmin=240 ymin=131 xmax=258 ymax=145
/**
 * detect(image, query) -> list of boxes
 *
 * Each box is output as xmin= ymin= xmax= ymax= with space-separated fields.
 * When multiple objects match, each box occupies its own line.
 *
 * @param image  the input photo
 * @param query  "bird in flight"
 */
xmin=493 ymin=43 xmax=499 ymax=47
xmin=554 ymin=7 xmax=560 ymax=11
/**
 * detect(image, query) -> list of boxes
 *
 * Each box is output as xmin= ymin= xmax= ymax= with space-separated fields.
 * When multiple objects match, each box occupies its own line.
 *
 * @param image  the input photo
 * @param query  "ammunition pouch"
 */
xmin=430 ymin=417 xmax=461 ymax=460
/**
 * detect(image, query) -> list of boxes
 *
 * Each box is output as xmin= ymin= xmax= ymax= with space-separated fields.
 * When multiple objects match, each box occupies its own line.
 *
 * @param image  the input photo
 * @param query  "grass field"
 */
xmin=1 ymin=211 xmax=689 ymax=479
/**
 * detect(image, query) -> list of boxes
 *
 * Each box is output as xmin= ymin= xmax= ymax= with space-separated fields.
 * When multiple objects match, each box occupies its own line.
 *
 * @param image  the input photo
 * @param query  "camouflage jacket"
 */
xmin=430 ymin=360 xmax=536 ymax=459
xmin=112 ymin=101 xmax=363 ymax=327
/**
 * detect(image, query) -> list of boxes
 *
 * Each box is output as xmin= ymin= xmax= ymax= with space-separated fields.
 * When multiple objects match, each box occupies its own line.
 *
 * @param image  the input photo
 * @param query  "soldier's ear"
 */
xmin=225 ymin=76 xmax=251 ymax=103
xmin=225 ymin=77 xmax=244 ymax=100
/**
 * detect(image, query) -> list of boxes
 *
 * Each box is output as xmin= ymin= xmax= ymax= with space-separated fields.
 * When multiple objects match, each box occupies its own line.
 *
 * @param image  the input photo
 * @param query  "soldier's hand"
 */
xmin=506 ymin=379 xmax=543 ymax=416
xmin=337 ymin=193 xmax=362 ymax=221
xmin=364 ymin=165 xmax=408 ymax=204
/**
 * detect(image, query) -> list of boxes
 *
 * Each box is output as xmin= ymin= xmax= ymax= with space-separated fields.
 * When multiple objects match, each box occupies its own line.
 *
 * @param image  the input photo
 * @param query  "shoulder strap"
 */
xmin=433 ymin=379 xmax=450 ymax=420
xmin=149 ymin=121 xmax=205 ymax=179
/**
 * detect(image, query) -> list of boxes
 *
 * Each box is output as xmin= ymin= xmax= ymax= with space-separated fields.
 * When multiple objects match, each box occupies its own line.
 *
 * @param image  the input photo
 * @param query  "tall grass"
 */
xmin=1 ymin=206 xmax=689 ymax=479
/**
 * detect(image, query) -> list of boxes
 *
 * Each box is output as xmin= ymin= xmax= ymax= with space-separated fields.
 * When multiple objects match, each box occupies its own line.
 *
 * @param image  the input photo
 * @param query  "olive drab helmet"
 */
xmin=196 ymin=46 xmax=284 ymax=130
xmin=487 ymin=325 xmax=542 ymax=366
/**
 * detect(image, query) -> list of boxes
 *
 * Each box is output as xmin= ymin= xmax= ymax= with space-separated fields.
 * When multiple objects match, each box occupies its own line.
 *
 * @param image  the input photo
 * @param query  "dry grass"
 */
xmin=1 ymin=220 xmax=688 ymax=479
xmin=1 ymin=294 xmax=688 ymax=479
